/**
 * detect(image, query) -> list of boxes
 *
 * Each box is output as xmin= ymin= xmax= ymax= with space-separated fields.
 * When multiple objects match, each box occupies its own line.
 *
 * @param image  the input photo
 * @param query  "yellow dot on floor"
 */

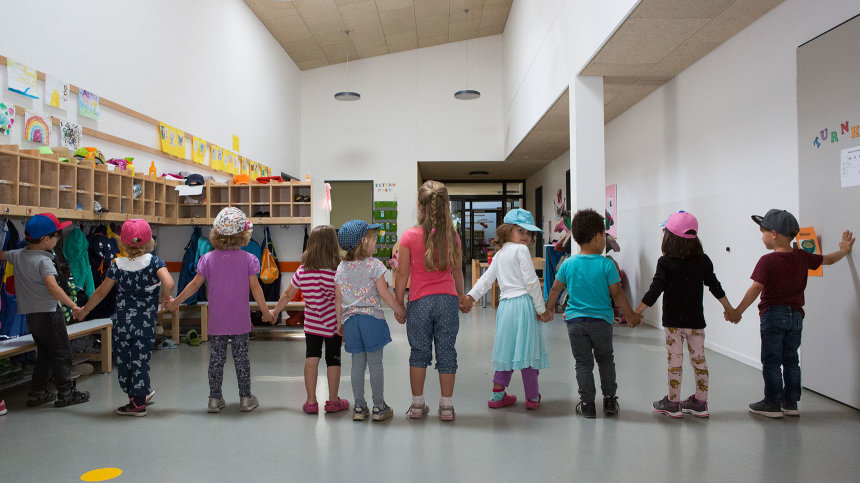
xmin=80 ymin=468 xmax=123 ymax=481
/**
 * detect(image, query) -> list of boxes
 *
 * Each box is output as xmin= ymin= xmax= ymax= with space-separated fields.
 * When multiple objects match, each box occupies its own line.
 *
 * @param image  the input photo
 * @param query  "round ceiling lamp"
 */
xmin=335 ymin=30 xmax=360 ymax=101
xmin=454 ymin=9 xmax=480 ymax=101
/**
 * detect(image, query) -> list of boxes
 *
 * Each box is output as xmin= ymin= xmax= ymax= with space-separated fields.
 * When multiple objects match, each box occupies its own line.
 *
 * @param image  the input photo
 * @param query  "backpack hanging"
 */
xmin=259 ymin=227 xmax=280 ymax=285
xmin=0 ymin=221 xmax=28 ymax=337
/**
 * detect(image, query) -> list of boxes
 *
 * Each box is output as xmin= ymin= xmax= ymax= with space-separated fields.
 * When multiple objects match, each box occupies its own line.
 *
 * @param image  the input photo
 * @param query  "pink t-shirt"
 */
xmin=290 ymin=266 xmax=337 ymax=337
xmin=197 ymin=249 xmax=260 ymax=335
xmin=400 ymin=226 xmax=458 ymax=301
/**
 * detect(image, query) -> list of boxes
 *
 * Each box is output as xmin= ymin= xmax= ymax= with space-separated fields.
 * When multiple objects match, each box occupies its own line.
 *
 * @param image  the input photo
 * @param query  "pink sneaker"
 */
xmin=324 ymin=398 xmax=350 ymax=413
xmin=0 ymin=399 xmax=6 ymax=416
xmin=302 ymin=401 xmax=319 ymax=414
xmin=525 ymin=394 xmax=542 ymax=410
xmin=487 ymin=393 xmax=517 ymax=409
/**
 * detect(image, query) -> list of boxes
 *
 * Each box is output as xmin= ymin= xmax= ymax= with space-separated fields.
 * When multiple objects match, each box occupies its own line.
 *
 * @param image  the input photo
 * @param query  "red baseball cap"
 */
xmin=121 ymin=219 xmax=153 ymax=247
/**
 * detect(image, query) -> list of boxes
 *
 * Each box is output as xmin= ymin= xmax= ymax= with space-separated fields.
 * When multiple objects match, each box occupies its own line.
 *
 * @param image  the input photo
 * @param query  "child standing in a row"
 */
xmin=461 ymin=209 xmax=553 ymax=409
xmin=336 ymin=220 xmax=405 ymax=421
xmin=168 ymin=208 xmax=273 ymax=413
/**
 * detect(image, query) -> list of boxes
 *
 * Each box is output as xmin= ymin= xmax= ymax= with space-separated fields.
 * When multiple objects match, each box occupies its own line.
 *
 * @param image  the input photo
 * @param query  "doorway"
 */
xmin=327 ymin=181 xmax=373 ymax=228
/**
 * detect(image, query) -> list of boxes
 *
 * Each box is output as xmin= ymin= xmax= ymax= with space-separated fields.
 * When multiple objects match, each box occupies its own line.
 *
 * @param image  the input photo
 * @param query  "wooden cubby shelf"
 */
xmin=0 ymin=145 xmax=311 ymax=226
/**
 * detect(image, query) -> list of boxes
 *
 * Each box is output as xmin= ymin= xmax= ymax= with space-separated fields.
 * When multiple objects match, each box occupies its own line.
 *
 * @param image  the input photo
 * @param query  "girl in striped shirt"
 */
xmin=273 ymin=225 xmax=348 ymax=414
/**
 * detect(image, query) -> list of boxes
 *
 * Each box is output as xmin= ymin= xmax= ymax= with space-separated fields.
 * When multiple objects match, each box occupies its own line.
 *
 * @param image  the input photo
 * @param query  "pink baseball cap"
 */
xmin=121 ymin=219 xmax=152 ymax=247
xmin=660 ymin=210 xmax=698 ymax=239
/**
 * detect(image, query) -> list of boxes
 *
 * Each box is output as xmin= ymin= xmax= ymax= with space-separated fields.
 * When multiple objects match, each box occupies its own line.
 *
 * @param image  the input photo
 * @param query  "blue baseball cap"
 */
xmin=503 ymin=209 xmax=542 ymax=232
xmin=25 ymin=213 xmax=71 ymax=240
xmin=338 ymin=220 xmax=382 ymax=251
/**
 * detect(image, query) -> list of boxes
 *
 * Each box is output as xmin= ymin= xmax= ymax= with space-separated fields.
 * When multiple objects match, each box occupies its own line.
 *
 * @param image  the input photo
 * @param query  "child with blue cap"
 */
xmin=461 ymin=209 xmax=554 ymax=410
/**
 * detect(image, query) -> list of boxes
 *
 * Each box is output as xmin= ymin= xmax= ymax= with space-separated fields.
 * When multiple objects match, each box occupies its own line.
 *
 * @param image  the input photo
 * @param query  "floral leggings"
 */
xmin=664 ymin=327 xmax=708 ymax=402
xmin=208 ymin=334 xmax=251 ymax=399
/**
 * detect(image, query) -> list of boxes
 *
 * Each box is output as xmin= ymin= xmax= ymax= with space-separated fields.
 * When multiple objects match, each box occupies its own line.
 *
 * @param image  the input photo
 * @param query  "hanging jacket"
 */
xmin=62 ymin=227 xmax=95 ymax=296
xmin=106 ymin=224 xmax=127 ymax=257
xmin=87 ymin=225 xmax=119 ymax=286
xmin=241 ymin=237 xmax=262 ymax=263
xmin=177 ymin=226 xmax=206 ymax=305
xmin=0 ymin=221 xmax=28 ymax=337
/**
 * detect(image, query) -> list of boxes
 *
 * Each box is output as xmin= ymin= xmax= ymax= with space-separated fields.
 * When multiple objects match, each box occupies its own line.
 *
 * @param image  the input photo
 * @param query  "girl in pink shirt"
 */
xmin=394 ymin=180 xmax=466 ymax=421
xmin=273 ymin=225 xmax=348 ymax=414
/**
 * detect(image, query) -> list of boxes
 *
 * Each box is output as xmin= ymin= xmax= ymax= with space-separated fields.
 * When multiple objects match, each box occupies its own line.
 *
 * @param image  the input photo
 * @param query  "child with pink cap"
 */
xmin=77 ymin=219 xmax=174 ymax=416
xmin=635 ymin=211 xmax=734 ymax=418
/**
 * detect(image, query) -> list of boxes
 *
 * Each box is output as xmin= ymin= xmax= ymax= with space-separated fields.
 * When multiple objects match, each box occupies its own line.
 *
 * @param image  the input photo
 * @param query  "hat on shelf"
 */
xmin=185 ymin=174 xmax=205 ymax=186
xmin=232 ymin=174 xmax=250 ymax=185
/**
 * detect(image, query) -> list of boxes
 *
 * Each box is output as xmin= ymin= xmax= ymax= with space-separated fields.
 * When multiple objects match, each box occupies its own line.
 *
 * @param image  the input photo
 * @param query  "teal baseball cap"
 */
xmin=504 ymin=209 xmax=542 ymax=232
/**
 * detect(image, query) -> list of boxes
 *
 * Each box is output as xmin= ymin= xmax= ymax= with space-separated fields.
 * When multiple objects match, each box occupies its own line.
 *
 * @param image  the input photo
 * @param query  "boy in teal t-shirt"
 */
xmin=547 ymin=209 xmax=641 ymax=418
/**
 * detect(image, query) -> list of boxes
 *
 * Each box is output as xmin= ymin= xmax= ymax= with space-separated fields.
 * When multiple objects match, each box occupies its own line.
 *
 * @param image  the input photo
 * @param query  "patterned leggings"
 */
xmin=115 ymin=334 xmax=155 ymax=403
xmin=208 ymin=334 xmax=251 ymax=399
xmin=664 ymin=327 xmax=708 ymax=402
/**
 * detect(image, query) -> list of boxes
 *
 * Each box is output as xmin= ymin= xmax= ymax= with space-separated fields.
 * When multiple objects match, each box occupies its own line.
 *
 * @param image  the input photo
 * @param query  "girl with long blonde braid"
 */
xmin=394 ymin=180 xmax=466 ymax=421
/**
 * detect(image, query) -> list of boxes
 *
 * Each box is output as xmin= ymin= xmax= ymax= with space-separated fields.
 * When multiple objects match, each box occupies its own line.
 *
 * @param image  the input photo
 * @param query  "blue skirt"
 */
xmin=492 ymin=294 xmax=549 ymax=371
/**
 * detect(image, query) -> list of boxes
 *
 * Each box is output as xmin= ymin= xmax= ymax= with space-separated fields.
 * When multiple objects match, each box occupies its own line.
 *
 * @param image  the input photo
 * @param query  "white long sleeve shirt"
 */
xmin=468 ymin=242 xmax=546 ymax=314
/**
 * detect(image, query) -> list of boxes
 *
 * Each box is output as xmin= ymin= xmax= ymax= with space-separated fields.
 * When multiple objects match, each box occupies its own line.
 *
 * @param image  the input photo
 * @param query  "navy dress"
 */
xmin=106 ymin=254 xmax=166 ymax=401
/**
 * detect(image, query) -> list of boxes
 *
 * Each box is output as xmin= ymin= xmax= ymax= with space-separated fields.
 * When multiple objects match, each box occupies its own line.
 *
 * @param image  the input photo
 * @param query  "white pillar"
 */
xmin=569 ymin=75 xmax=605 ymax=215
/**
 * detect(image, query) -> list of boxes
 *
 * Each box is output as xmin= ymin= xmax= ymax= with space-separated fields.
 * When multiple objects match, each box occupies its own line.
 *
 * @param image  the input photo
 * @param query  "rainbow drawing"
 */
xmin=25 ymin=114 xmax=50 ymax=145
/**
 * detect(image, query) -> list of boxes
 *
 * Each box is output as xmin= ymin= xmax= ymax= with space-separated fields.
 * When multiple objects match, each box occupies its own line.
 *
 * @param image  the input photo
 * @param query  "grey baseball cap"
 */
xmin=751 ymin=209 xmax=799 ymax=238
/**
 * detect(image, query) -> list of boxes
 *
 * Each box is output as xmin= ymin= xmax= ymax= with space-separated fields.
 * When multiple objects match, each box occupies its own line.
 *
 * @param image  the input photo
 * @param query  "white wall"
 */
xmin=503 ymin=0 xmax=638 ymax=156
xmin=301 ymin=36 xmax=504 ymax=229
xmin=1 ymin=0 xmax=305 ymax=273
xmin=526 ymin=151 xmax=569 ymax=237
xmin=604 ymin=0 xmax=860 ymax=367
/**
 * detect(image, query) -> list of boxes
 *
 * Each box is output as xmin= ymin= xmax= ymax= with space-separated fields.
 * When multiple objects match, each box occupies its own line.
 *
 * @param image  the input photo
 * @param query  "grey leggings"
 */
xmin=351 ymin=349 xmax=384 ymax=409
xmin=208 ymin=334 xmax=251 ymax=399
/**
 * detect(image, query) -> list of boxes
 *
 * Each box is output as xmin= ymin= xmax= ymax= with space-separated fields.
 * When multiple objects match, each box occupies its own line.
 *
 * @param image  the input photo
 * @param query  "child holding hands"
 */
xmin=167 ymin=208 xmax=273 ymax=413
xmin=461 ymin=209 xmax=553 ymax=410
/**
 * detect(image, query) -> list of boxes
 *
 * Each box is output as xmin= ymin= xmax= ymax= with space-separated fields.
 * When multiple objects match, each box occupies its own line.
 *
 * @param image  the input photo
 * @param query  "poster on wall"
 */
xmin=158 ymin=122 xmax=185 ymax=158
xmin=605 ymin=184 xmax=617 ymax=237
xmin=192 ymin=136 xmax=207 ymax=164
xmin=44 ymin=75 xmax=71 ymax=111
xmin=6 ymin=59 xmax=38 ymax=99
xmin=0 ymin=102 xmax=14 ymax=135
xmin=24 ymin=110 xmax=50 ymax=145
xmin=241 ymin=156 xmax=249 ymax=175
xmin=78 ymin=89 xmax=100 ymax=120
xmin=840 ymin=145 xmax=860 ymax=188
xmin=59 ymin=120 xmax=81 ymax=150
xmin=795 ymin=227 xmax=823 ymax=277
xmin=375 ymin=182 xmax=397 ymax=201
xmin=209 ymin=144 xmax=223 ymax=171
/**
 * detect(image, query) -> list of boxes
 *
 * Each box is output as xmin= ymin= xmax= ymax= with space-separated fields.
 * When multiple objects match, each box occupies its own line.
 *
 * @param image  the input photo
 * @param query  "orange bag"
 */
xmin=260 ymin=227 xmax=280 ymax=284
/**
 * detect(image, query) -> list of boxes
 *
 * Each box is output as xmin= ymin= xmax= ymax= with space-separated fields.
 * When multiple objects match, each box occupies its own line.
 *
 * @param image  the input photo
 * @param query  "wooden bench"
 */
xmin=157 ymin=301 xmax=306 ymax=341
xmin=0 ymin=318 xmax=113 ymax=373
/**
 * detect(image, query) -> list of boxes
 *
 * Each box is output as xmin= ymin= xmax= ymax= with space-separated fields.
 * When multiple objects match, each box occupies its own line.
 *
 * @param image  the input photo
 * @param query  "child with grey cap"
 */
xmin=727 ymin=209 xmax=854 ymax=418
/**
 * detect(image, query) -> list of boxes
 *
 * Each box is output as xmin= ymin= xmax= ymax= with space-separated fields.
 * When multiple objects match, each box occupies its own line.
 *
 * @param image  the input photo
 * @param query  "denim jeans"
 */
xmin=566 ymin=318 xmax=616 ymax=402
xmin=26 ymin=308 xmax=73 ymax=395
xmin=760 ymin=305 xmax=803 ymax=404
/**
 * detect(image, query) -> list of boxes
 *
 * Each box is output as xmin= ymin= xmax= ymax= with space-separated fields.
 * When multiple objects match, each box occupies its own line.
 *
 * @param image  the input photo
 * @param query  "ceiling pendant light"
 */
xmin=335 ymin=30 xmax=360 ymax=101
xmin=454 ymin=9 xmax=480 ymax=101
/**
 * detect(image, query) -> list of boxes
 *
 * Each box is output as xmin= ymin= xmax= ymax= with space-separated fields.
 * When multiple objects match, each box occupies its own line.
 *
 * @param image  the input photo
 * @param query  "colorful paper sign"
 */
xmin=795 ymin=227 xmax=823 ymax=277
xmin=209 ymin=144 xmax=223 ymax=171
xmin=232 ymin=135 xmax=240 ymax=151
xmin=24 ymin=110 xmax=50 ymax=145
xmin=241 ymin=156 xmax=249 ymax=175
xmin=158 ymin=122 xmax=185 ymax=158
xmin=78 ymin=89 xmax=100 ymax=120
xmin=59 ymin=120 xmax=82 ymax=150
xmin=6 ymin=59 xmax=38 ymax=99
xmin=44 ymin=75 xmax=71 ymax=111
xmin=192 ymin=136 xmax=207 ymax=164
xmin=0 ymin=102 xmax=14 ymax=135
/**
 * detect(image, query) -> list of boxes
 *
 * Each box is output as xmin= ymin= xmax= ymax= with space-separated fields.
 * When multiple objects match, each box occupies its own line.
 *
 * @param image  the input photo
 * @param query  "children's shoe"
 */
xmin=748 ymin=399 xmax=783 ymax=418
xmin=146 ymin=390 xmax=156 ymax=404
xmin=117 ymin=400 xmax=147 ymax=417
xmin=353 ymin=405 xmax=369 ymax=421
xmin=372 ymin=404 xmax=394 ymax=421
xmin=603 ymin=395 xmax=619 ymax=415
xmin=652 ymin=396 xmax=682 ymax=418
xmin=26 ymin=391 xmax=56 ymax=407
xmin=438 ymin=404 xmax=455 ymax=421
xmin=324 ymin=398 xmax=350 ymax=413
xmin=407 ymin=403 xmax=430 ymax=419
xmin=525 ymin=394 xmax=542 ymax=410
xmin=576 ymin=401 xmax=596 ymax=418
xmin=54 ymin=389 xmax=90 ymax=407
xmin=302 ymin=401 xmax=319 ymax=414
xmin=487 ymin=393 xmax=517 ymax=409
xmin=0 ymin=399 xmax=6 ymax=416
xmin=681 ymin=395 xmax=709 ymax=418
xmin=782 ymin=401 xmax=799 ymax=417
xmin=207 ymin=397 xmax=226 ymax=413
xmin=240 ymin=395 xmax=259 ymax=412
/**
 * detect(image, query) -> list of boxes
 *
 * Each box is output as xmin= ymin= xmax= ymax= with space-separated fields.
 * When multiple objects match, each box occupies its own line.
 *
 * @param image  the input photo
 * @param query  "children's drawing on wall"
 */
xmin=78 ymin=89 xmax=100 ymax=120
xmin=605 ymin=184 xmax=617 ymax=238
xmin=6 ymin=59 xmax=38 ymax=99
xmin=24 ymin=110 xmax=50 ymax=145
xmin=192 ymin=137 xmax=207 ymax=164
xmin=795 ymin=227 xmax=823 ymax=277
xmin=59 ymin=120 xmax=82 ymax=150
xmin=44 ymin=75 xmax=70 ymax=111
xmin=0 ymin=102 xmax=14 ymax=135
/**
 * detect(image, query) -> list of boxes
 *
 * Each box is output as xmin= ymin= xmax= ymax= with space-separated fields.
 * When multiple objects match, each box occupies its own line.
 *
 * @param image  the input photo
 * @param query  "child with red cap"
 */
xmin=77 ymin=219 xmax=174 ymax=416
xmin=635 ymin=210 xmax=734 ymax=418
xmin=0 ymin=213 xmax=89 ymax=408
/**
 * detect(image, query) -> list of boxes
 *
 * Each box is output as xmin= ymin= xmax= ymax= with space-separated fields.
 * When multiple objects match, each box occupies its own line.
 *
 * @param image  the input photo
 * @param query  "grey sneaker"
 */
xmin=748 ymin=399 xmax=783 ymax=418
xmin=652 ymin=396 xmax=682 ymax=418
xmin=680 ymin=395 xmax=709 ymax=418
xmin=372 ymin=404 xmax=394 ymax=421
xmin=240 ymin=395 xmax=259 ymax=412
xmin=207 ymin=397 xmax=226 ymax=413
xmin=26 ymin=391 xmax=56 ymax=407
xmin=353 ymin=405 xmax=369 ymax=421
xmin=54 ymin=389 xmax=90 ymax=407
xmin=782 ymin=400 xmax=799 ymax=417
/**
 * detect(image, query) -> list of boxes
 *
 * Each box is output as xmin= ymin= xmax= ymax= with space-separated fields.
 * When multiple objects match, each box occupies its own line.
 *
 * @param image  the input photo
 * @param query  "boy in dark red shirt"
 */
xmin=727 ymin=209 xmax=854 ymax=418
